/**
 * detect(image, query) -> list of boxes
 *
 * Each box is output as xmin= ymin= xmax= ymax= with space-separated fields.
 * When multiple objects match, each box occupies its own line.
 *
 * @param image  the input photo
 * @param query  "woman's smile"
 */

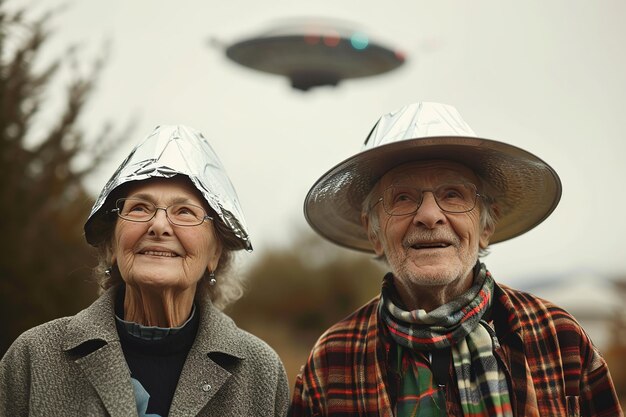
xmin=137 ymin=246 xmax=182 ymax=258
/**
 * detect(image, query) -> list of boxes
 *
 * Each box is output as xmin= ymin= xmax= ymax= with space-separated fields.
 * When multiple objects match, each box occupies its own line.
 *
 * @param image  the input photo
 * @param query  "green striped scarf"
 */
xmin=381 ymin=263 xmax=513 ymax=416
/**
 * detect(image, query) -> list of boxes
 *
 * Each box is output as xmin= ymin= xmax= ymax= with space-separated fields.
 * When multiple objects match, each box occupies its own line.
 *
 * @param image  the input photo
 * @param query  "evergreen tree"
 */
xmin=0 ymin=3 xmax=128 ymax=355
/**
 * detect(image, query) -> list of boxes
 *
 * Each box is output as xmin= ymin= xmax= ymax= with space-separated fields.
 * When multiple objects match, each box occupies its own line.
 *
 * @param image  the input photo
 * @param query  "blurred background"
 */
xmin=1 ymin=0 xmax=624 ymax=406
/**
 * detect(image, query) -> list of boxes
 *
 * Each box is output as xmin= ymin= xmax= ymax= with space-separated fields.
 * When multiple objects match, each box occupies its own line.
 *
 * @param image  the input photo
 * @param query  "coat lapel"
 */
xmin=169 ymin=300 xmax=247 ymax=416
xmin=74 ymin=342 xmax=138 ymax=417
xmin=169 ymin=347 xmax=234 ymax=415
xmin=62 ymin=287 xmax=138 ymax=417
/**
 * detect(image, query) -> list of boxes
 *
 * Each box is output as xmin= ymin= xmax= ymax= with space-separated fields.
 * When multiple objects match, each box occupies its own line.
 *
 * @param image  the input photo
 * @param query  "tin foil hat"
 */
xmin=84 ymin=125 xmax=251 ymax=250
xmin=304 ymin=102 xmax=561 ymax=252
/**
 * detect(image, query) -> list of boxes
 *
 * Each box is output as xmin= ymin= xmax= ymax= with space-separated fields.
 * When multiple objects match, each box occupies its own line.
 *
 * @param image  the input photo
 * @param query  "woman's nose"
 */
xmin=148 ymin=208 xmax=173 ymax=235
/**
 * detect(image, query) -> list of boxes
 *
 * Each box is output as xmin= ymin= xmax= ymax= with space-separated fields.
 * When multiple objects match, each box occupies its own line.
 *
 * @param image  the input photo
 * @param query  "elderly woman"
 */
xmin=0 ymin=125 xmax=289 ymax=416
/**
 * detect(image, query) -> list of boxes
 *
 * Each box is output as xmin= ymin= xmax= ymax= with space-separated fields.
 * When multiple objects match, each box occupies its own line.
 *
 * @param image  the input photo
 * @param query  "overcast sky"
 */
xmin=23 ymin=0 xmax=626 ymax=289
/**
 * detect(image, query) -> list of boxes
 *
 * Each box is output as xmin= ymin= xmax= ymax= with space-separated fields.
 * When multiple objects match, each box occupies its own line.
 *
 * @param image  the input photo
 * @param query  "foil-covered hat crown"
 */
xmin=363 ymin=102 xmax=477 ymax=149
xmin=84 ymin=125 xmax=251 ymax=250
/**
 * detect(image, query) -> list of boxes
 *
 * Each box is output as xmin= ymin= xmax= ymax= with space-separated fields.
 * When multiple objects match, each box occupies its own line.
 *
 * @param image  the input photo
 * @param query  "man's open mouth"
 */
xmin=410 ymin=242 xmax=450 ymax=250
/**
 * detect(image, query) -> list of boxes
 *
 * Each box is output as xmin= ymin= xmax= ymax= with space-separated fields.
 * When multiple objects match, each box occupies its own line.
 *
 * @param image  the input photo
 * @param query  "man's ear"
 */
xmin=361 ymin=212 xmax=384 ymax=256
xmin=479 ymin=204 xmax=498 ymax=249
xmin=479 ymin=226 xmax=494 ymax=249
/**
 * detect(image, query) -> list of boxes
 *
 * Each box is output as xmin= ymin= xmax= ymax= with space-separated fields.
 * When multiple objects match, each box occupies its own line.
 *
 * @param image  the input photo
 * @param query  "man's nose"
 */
xmin=412 ymin=192 xmax=446 ymax=228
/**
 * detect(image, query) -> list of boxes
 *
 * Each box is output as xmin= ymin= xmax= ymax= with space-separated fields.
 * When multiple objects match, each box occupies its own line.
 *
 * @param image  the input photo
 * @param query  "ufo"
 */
xmin=223 ymin=18 xmax=406 ymax=91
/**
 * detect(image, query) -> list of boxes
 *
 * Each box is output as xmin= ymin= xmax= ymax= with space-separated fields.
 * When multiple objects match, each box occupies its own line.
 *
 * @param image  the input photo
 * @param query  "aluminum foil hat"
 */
xmin=84 ymin=125 xmax=251 ymax=250
xmin=304 ymin=102 xmax=562 ymax=252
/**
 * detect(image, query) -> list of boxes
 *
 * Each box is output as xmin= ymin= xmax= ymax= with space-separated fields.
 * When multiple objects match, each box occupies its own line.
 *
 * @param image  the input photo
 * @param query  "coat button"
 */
xmin=201 ymin=383 xmax=211 ymax=392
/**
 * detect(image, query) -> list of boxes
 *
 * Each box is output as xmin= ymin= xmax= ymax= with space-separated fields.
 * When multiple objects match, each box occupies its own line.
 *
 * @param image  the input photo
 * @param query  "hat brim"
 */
xmin=304 ymin=136 xmax=562 ymax=252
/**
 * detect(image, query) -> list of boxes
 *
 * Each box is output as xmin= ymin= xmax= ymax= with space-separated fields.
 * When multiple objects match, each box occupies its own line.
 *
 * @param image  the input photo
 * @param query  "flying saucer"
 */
xmin=223 ymin=19 xmax=406 ymax=91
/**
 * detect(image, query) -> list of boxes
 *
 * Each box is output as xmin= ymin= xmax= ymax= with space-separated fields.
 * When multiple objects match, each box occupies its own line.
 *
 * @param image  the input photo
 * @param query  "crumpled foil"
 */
xmin=84 ymin=125 xmax=251 ymax=251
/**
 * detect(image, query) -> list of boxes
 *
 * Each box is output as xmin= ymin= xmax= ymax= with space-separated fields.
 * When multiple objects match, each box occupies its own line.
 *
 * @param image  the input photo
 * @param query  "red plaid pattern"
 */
xmin=288 ymin=281 xmax=623 ymax=417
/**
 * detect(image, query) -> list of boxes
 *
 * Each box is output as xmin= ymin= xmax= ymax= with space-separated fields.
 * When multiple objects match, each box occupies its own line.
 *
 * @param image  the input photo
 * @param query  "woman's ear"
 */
xmin=207 ymin=241 xmax=223 ymax=274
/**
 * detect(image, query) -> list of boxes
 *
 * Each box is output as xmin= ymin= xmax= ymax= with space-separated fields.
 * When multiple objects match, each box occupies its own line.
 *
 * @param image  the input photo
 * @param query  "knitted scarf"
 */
xmin=380 ymin=263 xmax=513 ymax=416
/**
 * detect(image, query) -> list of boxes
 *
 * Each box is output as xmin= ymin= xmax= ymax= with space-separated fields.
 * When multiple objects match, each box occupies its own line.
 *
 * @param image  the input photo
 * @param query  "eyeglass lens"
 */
xmin=382 ymin=183 xmax=478 ymax=215
xmin=116 ymin=198 xmax=207 ymax=226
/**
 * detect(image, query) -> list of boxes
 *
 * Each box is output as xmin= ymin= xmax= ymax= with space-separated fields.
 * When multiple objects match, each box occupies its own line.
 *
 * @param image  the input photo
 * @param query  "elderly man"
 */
xmin=289 ymin=103 xmax=622 ymax=417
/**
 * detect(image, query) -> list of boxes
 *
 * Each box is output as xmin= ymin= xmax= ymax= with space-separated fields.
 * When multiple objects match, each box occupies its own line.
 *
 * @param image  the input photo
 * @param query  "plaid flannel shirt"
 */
xmin=288 ymin=281 xmax=623 ymax=417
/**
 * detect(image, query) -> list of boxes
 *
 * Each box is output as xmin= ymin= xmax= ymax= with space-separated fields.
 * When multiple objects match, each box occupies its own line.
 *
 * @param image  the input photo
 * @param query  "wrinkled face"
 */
xmin=365 ymin=160 xmax=493 ymax=288
xmin=112 ymin=176 xmax=221 ymax=292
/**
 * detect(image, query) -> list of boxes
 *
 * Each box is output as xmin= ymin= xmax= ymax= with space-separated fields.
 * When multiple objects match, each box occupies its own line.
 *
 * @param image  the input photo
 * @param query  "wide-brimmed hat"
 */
xmin=304 ymin=102 xmax=562 ymax=252
xmin=84 ymin=125 xmax=252 ymax=250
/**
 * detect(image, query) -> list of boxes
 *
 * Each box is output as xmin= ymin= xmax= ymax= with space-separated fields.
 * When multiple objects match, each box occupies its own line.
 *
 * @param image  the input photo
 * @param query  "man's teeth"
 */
xmin=412 ymin=243 xmax=448 ymax=249
xmin=143 ymin=251 xmax=177 ymax=257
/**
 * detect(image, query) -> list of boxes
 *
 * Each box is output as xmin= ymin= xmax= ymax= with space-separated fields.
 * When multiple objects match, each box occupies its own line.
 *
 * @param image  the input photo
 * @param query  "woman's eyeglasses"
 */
xmin=111 ymin=198 xmax=213 ymax=226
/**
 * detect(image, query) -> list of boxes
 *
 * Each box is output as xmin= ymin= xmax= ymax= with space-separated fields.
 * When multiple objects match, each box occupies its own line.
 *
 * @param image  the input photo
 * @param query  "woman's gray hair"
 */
xmin=361 ymin=172 xmax=500 ymax=259
xmin=92 ymin=193 xmax=245 ymax=311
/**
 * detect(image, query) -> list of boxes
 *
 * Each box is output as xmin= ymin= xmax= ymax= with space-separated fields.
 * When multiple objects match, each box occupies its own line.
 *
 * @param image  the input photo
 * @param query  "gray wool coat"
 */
xmin=0 ymin=287 xmax=289 ymax=417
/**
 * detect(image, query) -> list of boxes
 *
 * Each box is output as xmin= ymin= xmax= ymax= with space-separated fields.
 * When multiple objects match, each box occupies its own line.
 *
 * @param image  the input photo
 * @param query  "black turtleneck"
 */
xmin=115 ymin=290 xmax=199 ymax=417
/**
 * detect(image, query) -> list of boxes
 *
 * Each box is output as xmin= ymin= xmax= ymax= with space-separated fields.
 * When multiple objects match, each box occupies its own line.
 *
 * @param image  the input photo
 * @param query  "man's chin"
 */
xmin=395 ymin=264 xmax=462 ymax=287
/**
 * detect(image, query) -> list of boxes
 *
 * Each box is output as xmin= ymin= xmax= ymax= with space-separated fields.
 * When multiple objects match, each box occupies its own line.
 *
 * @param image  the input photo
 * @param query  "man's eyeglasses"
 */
xmin=373 ymin=183 xmax=482 ymax=216
xmin=112 ymin=198 xmax=213 ymax=226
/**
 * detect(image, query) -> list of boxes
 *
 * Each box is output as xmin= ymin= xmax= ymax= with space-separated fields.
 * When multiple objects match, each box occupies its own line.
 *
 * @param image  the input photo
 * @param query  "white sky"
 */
xmin=21 ymin=0 xmax=626 ymax=289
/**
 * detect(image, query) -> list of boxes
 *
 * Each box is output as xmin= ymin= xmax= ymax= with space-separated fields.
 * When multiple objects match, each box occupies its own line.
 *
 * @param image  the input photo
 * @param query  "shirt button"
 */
xmin=201 ymin=383 xmax=211 ymax=392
